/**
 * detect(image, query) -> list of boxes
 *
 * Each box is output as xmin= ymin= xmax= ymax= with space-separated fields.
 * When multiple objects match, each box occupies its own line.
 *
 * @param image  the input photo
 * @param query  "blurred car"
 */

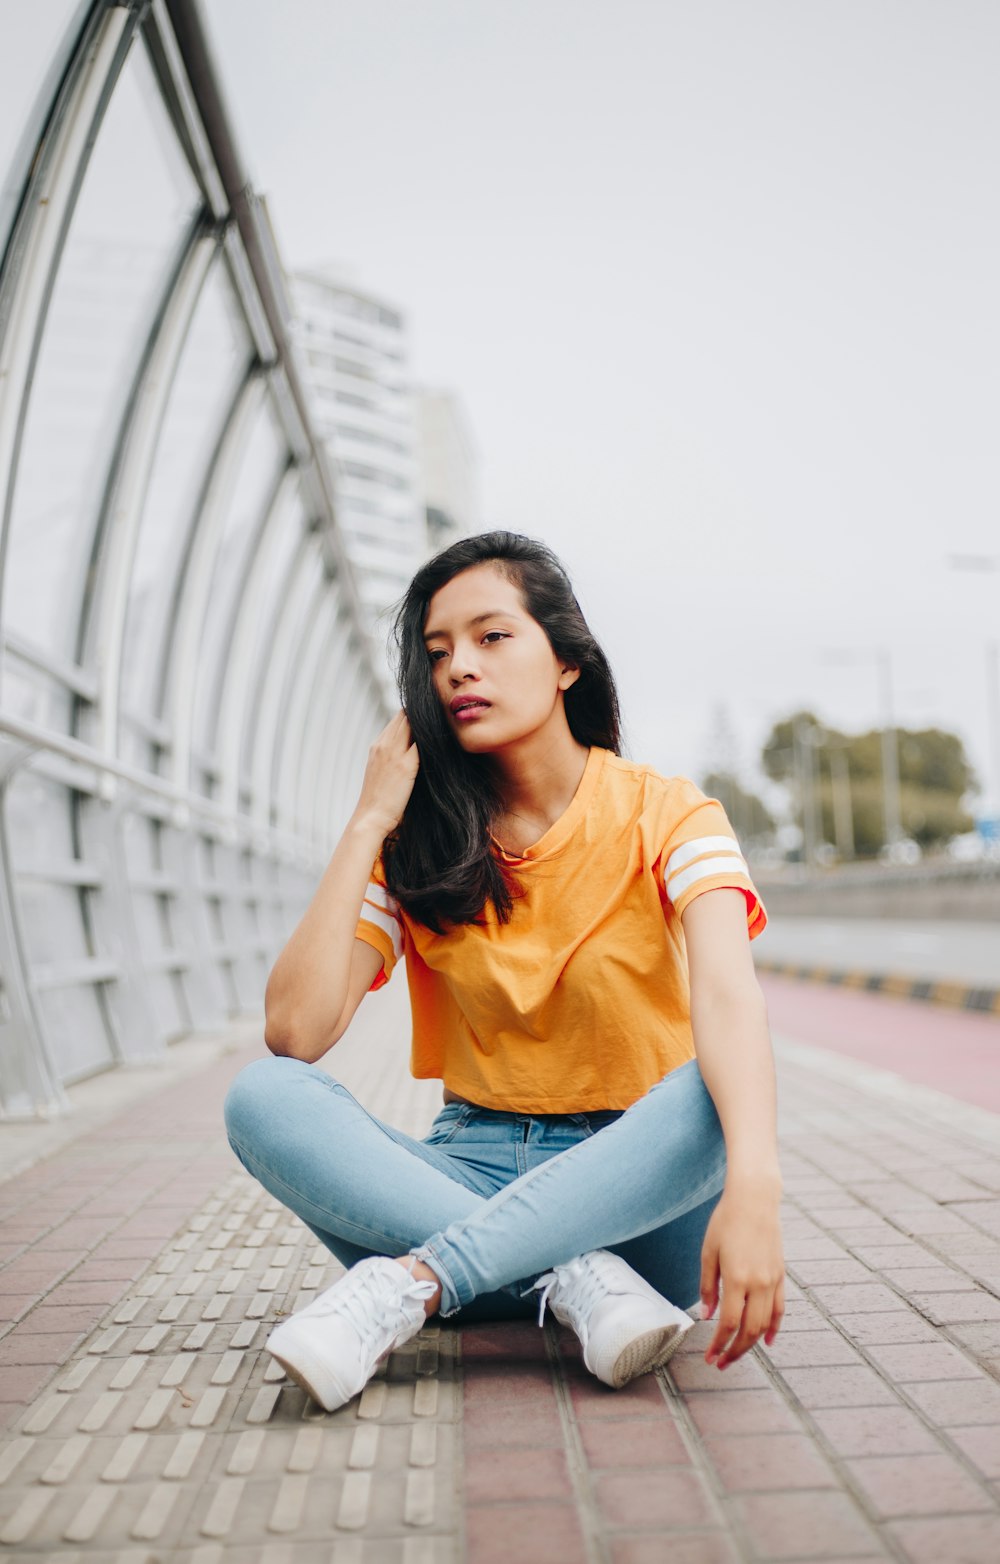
xmin=877 ymin=837 xmax=922 ymax=865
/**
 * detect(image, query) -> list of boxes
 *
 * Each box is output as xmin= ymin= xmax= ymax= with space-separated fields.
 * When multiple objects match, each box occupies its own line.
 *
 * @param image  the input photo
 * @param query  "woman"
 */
xmin=224 ymin=532 xmax=784 ymax=1413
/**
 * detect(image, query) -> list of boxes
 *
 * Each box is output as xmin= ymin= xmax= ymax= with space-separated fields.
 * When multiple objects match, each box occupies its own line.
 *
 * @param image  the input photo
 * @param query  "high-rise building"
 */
xmin=289 ymin=268 xmax=426 ymax=676
xmin=416 ymin=388 xmax=481 ymax=551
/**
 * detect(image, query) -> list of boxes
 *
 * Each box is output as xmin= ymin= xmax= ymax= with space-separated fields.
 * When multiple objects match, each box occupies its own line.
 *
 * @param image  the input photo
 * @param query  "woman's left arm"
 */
xmin=680 ymin=887 xmax=785 ymax=1368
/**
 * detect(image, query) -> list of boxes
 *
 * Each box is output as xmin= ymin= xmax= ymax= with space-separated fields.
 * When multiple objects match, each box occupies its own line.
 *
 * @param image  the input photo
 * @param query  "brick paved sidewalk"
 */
xmin=1 ymin=993 xmax=1000 ymax=1561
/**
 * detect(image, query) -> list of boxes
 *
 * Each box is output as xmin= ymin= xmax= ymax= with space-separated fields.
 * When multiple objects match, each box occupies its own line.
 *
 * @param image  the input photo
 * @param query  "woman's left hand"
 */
xmin=699 ymin=1179 xmax=785 ymax=1368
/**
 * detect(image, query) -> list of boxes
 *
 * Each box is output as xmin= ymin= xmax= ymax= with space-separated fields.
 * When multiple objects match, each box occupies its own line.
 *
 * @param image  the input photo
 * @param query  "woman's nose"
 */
xmin=448 ymin=642 xmax=481 ymax=684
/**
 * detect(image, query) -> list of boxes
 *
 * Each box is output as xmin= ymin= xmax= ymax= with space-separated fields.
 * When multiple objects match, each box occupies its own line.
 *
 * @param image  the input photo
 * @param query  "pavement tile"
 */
xmin=465 ymin=1501 xmax=586 ymax=1563
xmin=34 ymin=1219 xmax=118 ymax=1249
xmin=879 ymin=1265 xmax=979 ymax=1291
xmin=668 ymin=1352 xmax=769 ymax=1393
xmin=894 ymin=1209 xmax=973 ymax=1236
xmin=845 ymin=1452 xmax=994 ymax=1518
xmin=789 ymin=1259 xmax=874 ymax=1286
xmin=847 ymin=1243 xmax=942 ymax=1269
xmin=886 ymin=1513 xmax=1000 ymax=1563
xmin=831 ymin=1221 xmax=922 ymax=1245
xmin=815 ymin=1210 xmax=901 ymax=1235
xmin=0 ymin=1256 xmax=76 ymax=1291
xmin=610 ymin=1538 xmax=740 ymax=1564
xmin=807 ymin=1283 xmax=907 ymax=1313
xmin=685 ymin=1390 xmax=802 ymax=1438
xmin=907 ymin=1290 xmax=1000 ymax=1325
xmin=834 ymin=1312 xmax=942 ymax=1345
xmin=947 ymin=1424 xmax=1000 ymax=1480
xmin=784 ymin=1238 xmax=849 ymax=1262
xmin=462 ymin=1399 xmax=564 ymax=1448
xmin=770 ymin=1300 xmax=828 ymax=1332
xmin=928 ymin=1231 xmax=1000 ymax=1258
xmin=778 ymin=1365 xmax=900 ymax=1409
xmin=464 ymin=1445 xmax=572 ymax=1502
xmin=566 ymin=1371 xmax=666 ymax=1419
xmin=461 ymin=1322 xmax=548 ymax=1362
xmin=594 ymin=1467 xmax=717 ymax=1528
xmin=950 ymin=1200 xmax=1000 ymax=1232
xmin=41 ymin=1280 xmax=131 ymax=1307
xmin=861 ymin=1341 xmax=983 ymax=1382
xmin=0 ymin=1361 xmax=56 ymax=1405
xmin=0 ymin=1294 xmax=41 ymax=1327
xmin=764 ymin=1330 xmax=862 ymax=1369
xmin=734 ymin=1490 xmax=880 ymax=1559
xmin=0 ymin=1331 xmax=83 ymax=1366
xmin=577 ymin=1415 xmax=690 ymax=1468
xmin=948 ymin=1321 xmax=1000 ymax=1361
xmin=848 ymin=1182 xmax=944 ymax=1212
xmin=810 ymin=1406 xmax=940 ymax=1457
xmin=904 ymin=1377 xmax=1000 ymax=1427
xmin=6 ymin=1304 xmax=106 ymax=1336
xmin=703 ymin=1431 xmax=838 ymax=1492
xmin=462 ymin=1366 xmax=557 ymax=1408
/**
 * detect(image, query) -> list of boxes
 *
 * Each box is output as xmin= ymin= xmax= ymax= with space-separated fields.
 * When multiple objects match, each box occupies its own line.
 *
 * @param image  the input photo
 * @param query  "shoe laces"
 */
xmin=311 ymin=1263 xmax=436 ymax=1342
xmin=530 ymin=1254 xmax=607 ymax=1336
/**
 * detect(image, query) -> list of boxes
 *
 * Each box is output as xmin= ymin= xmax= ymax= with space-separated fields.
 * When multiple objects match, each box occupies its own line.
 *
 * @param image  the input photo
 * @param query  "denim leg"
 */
xmin=223 ymin=1057 xmax=488 ymax=1266
xmin=611 ymin=1192 xmax=722 ymax=1313
xmin=224 ymin=1056 xmax=560 ymax=1317
xmin=412 ymin=1058 xmax=726 ymax=1313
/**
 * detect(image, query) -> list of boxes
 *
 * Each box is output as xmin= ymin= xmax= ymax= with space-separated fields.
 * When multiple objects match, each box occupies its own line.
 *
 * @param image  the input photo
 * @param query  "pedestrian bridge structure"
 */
xmin=0 ymin=0 xmax=390 ymax=1118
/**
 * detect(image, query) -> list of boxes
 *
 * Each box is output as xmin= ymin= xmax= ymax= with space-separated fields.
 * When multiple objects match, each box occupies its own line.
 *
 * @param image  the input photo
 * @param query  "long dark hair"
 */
xmin=382 ymin=531 xmax=622 ymax=931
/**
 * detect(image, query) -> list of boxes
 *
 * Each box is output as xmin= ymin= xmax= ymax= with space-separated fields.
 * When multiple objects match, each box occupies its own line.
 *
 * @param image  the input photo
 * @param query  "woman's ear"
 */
xmin=558 ymin=663 xmax=581 ymax=692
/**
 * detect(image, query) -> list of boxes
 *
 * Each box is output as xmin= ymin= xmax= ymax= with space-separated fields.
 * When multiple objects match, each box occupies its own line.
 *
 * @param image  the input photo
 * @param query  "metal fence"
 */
xmin=0 ymin=0 xmax=390 ymax=1116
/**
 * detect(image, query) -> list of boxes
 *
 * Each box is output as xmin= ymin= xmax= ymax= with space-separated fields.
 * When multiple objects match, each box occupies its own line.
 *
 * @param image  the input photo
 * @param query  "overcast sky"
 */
xmin=205 ymin=0 xmax=1000 ymax=814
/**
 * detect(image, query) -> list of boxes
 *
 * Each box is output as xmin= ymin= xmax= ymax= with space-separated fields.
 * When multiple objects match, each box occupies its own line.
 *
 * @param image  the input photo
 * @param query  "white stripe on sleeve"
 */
xmin=664 ymin=835 xmax=747 ymax=880
xmin=666 ymin=854 xmax=752 ymax=904
xmin=361 ymin=890 xmax=403 ymax=960
xmin=364 ymin=881 xmax=400 ymax=918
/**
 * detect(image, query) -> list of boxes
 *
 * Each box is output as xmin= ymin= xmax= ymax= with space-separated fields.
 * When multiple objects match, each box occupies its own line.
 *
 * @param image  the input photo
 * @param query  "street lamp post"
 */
xmin=948 ymin=555 xmax=1000 ymax=818
xmin=792 ymin=717 xmax=821 ymax=868
xmin=878 ymin=648 xmax=903 ymax=850
xmin=818 ymin=646 xmax=903 ymax=856
xmin=826 ymin=738 xmax=855 ymax=860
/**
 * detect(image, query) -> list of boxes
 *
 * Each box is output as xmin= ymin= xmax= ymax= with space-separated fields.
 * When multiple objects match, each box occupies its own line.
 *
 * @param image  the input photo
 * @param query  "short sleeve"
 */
xmin=355 ymin=855 xmax=404 ymax=990
xmin=656 ymin=779 xmax=767 ymax=940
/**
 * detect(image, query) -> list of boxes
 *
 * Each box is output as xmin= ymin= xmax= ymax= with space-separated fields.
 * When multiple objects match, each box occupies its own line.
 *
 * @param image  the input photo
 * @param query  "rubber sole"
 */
xmin=609 ymin=1319 xmax=692 ymax=1389
xmin=266 ymin=1346 xmax=338 ymax=1411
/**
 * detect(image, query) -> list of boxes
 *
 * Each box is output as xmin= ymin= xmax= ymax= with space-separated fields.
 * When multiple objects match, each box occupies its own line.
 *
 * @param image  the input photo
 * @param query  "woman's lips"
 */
xmin=451 ymin=699 xmax=491 ymax=721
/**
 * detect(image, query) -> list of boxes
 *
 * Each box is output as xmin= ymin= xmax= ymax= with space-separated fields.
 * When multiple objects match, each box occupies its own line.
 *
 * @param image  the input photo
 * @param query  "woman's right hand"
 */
xmin=353 ymin=710 xmax=420 ymax=837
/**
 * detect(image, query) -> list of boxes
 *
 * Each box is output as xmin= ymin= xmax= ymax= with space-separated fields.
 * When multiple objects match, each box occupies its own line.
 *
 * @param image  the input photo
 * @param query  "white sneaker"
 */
xmin=266 ymin=1256 xmax=437 ymax=1411
xmin=532 ymin=1249 xmax=695 ymax=1389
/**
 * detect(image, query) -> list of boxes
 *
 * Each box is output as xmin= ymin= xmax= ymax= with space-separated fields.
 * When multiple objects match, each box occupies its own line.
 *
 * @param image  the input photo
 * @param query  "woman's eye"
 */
xmin=482 ymin=632 xmax=507 ymax=645
xmin=428 ymin=649 xmax=447 ymax=662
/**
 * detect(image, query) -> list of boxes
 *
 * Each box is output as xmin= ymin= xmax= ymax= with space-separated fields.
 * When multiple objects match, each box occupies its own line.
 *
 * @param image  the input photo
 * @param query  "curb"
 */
xmin=754 ymin=960 xmax=1000 ymax=1016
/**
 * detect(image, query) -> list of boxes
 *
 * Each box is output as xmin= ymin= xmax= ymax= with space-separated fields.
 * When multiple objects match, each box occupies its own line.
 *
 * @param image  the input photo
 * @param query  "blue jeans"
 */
xmin=223 ymin=1055 xmax=726 ymax=1320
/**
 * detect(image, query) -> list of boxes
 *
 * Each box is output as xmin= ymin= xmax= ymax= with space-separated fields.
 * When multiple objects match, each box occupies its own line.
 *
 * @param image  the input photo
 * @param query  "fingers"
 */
xmin=764 ymin=1275 xmax=786 ymax=1347
xmin=716 ymin=1294 xmax=773 ymax=1367
xmin=705 ymin=1290 xmax=745 ymax=1366
xmin=705 ymin=1284 xmax=783 ymax=1368
xmin=699 ymin=1246 xmax=720 ymax=1325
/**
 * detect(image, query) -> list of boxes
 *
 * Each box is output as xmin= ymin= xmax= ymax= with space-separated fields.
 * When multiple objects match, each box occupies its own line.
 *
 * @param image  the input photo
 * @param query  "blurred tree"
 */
xmin=759 ymin=713 xmax=978 ymax=857
xmin=701 ymin=771 xmax=776 ymax=845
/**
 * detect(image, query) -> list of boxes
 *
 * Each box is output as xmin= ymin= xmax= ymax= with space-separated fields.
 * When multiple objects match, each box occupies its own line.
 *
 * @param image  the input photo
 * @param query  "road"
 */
xmin=756 ymin=915 xmax=1000 ymax=988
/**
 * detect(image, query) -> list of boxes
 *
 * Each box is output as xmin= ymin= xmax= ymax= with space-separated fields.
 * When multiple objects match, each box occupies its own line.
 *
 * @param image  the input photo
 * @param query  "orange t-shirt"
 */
xmin=354 ymin=746 xmax=767 ymax=1112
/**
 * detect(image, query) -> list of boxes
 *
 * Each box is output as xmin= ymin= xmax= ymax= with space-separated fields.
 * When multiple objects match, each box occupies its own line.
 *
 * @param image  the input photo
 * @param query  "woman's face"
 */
xmin=422 ymin=563 xmax=579 ymax=753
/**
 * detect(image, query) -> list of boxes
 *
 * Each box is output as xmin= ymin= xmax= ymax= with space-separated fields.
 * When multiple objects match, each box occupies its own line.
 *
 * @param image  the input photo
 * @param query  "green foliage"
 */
xmin=701 ymin=771 xmax=776 ymax=844
xmin=759 ymin=711 xmax=979 ymax=857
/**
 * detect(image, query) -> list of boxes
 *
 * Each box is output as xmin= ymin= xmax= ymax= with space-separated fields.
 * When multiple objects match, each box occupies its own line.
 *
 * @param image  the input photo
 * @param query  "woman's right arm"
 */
xmin=263 ymin=711 xmax=419 ymax=1062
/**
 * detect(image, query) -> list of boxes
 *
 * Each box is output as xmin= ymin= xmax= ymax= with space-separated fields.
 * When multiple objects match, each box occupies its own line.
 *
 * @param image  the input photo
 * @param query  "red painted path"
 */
xmin=759 ymin=973 xmax=1000 ymax=1113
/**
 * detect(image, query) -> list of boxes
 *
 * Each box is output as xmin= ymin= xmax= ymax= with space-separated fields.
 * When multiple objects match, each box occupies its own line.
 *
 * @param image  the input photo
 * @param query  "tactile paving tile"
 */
xmin=0 ymin=1171 xmax=459 ymax=1554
